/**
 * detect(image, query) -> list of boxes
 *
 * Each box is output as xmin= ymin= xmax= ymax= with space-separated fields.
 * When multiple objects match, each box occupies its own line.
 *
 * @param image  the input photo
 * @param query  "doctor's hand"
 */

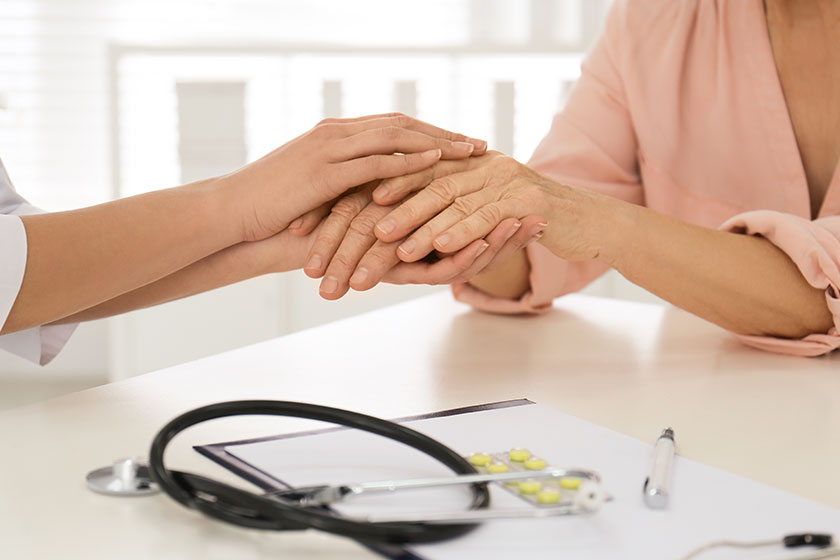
xmin=373 ymin=151 xmax=605 ymax=263
xmin=295 ymin=182 xmax=546 ymax=300
xmin=223 ymin=113 xmax=487 ymax=243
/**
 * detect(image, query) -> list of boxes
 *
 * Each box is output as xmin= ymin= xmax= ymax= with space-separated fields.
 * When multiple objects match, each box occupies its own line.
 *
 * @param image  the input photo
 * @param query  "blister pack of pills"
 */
xmin=467 ymin=448 xmax=586 ymax=508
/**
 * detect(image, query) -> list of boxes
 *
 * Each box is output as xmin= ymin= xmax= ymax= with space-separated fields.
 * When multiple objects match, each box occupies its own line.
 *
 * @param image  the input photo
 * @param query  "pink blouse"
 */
xmin=453 ymin=0 xmax=840 ymax=357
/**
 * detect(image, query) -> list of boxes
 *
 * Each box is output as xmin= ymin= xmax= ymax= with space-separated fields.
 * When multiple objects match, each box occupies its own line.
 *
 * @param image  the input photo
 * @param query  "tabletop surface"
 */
xmin=1 ymin=292 xmax=838 ymax=558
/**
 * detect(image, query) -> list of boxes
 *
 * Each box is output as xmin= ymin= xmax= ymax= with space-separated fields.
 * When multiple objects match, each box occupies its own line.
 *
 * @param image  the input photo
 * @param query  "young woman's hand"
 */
xmin=223 ymin=113 xmax=486 ymax=243
xmin=372 ymin=152 xmax=607 ymax=263
xmin=295 ymin=182 xmax=546 ymax=300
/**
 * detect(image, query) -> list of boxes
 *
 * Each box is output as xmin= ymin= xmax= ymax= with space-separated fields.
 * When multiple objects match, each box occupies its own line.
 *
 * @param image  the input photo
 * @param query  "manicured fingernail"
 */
xmin=320 ymin=276 xmax=338 ymax=294
xmin=453 ymin=141 xmax=474 ymax=153
xmin=399 ymin=238 xmax=416 ymax=255
xmin=537 ymin=222 xmax=549 ymax=228
xmin=426 ymin=148 xmax=442 ymax=158
xmin=377 ymin=218 xmax=396 ymax=235
xmin=289 ymin=218 xmax=303 ymax=230
xmin=476 ymin=242 xmax=490 ymax=256
xmin=305 ymin=254 xmax=322 ymax=271
xmin=468 ymin=138 xmax=488 ymax=151
xmin=350 ymin=267 xmax=369 ymax=285
xmin=435 ymin=233 xmax=452 ymax=249
xmin=505 ymin=222 xmax=522 ymax=241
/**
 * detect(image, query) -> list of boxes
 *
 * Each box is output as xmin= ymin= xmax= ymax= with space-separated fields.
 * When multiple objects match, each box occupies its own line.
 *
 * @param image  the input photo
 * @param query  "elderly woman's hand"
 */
xmin=292 ymin=181 xmax=546 ymax=299
xmin=372 ymin=152 xmax=609 ymax=264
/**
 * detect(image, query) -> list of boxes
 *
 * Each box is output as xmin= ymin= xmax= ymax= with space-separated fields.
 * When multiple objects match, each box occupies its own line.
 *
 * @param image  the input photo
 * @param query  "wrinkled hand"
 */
xmin=291 ymin=181 xmax=546 ymax=300
xmin=373 ymin=151 xmax=603 ymax=263
xmin=226 ymin=113 xmax=487 ymax=242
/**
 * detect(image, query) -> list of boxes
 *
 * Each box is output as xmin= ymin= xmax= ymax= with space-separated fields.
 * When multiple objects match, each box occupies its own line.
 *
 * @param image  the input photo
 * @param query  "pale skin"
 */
xmin=1 ymin=114 xmax=501 ymax=334
xmin=313 ymin=1 xmax=838 ymax=340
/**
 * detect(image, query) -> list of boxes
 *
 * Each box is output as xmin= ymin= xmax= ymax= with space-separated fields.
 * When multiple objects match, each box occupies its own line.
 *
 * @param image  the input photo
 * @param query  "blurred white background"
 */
xmin=0 ymin=0 xmax=657 ymax=409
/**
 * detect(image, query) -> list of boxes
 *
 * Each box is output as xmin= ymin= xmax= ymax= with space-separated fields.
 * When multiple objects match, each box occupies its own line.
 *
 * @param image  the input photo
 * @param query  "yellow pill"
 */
xmin=537 ymin=489 xmax=561 ymax=504
xmin=560 ymin=477 xmax=583 ymax=490
xmin=524 ymin=457 xmax=547 ymax=470
xmin=509 ymin=448 xmax=532 ymax=462
xmin=469 ymin=453 xmax=492 ymax=467
xmin=518 ymin=481 xmax=542 ymax=494
xmin=487 ymin=462 xmax=509 ymax=474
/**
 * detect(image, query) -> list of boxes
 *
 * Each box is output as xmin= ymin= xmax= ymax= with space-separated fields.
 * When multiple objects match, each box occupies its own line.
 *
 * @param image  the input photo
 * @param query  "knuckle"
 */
xmin=392 ymin=114 xmax=412 ymax=128
xmin=380 ymin=126 xmax=402 ymax=140
xmin=450 ymin=196 xmax=475 ymax=218
xmin=348 ymin=213 xmax=378 ymax=236
xmin=330 ymin=198 xmax=363 ymax=221
xmin=476 ymin=204 xmax=503 ymax=225
xmin=427 ymin=177 xmax=459 ymax=203
xmin=311 ymin=123 xmax=334 ymax=138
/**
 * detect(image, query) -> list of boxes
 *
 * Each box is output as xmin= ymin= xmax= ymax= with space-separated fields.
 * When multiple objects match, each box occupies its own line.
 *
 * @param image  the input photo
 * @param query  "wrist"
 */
xmin=535 ymin=179 xmax=634 ymax=264
xmin=585 ymin=194 xmax=637 ymax=268
xmin=177 ymin=175 xmax=247 ymax=248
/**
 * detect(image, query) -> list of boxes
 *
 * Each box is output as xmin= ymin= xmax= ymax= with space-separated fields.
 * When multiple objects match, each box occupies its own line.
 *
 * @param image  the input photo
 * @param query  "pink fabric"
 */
xmin=453 ymin=0 xmax=840 ymax=356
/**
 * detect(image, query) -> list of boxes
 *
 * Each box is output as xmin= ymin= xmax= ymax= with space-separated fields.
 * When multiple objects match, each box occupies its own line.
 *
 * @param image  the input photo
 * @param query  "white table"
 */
xmin=1 ymin=293 xmax=838 ymax=558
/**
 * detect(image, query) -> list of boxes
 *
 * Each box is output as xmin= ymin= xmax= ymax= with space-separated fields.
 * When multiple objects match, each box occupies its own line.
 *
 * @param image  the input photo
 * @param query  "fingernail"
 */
xmin=468 ymin=137 xmax=488 ymax=151
xmin=435 ymin=233 xmax=452 ymax=249
xmin=426 ymin=148 xmax=442 ymax=158
xmin=305 ymin=254 xmax=323 ymax=271
xmin=377 ymin=218 xmax=396 ymax=235
xmin=453 ymin=141 xmax=474 ymax=154
xmin=505 ymin=222 xmax=522 ymax=241
xmin=399 ymin=238 xmax=416 ymax=255
xmin=534 ymin=232 xmax=544 ymax=240
xmin=350 ymin=267 xmax=369 ymax=285
xmin=320 ymin=276 xmax=338 ymax=294
xmin=289 ymin=218 xmax=303 ymax=230
xmin=476 ymin=242 xmax=490 ymax=256
xmin=537 ymin=222 xmax=549 ymax=228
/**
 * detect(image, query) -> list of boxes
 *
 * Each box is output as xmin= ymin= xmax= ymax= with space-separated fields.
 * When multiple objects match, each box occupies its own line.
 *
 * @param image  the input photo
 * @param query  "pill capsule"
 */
xmin=508 ymin=448 xmax=531 ymax=462
xmin=537 ymin=489 xmax=561 ymax=504
xmin=524 ymin=457 xmax=547 ymax=470
xmin=560 ymin=477 xmax=582 ymax=490
xmin=469 ymin=453 xmax=492 ymax=467
xmin=518 ymin=481 xmax=542 ymax=494
xmin=487 ymin=462 xmax=509 ymax=474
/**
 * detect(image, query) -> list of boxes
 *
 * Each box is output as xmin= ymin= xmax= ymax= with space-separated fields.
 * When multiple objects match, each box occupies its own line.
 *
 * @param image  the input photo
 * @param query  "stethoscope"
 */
xmin=85 ymin=400 xmax=837 ymax=556
xmin=86 ymin=400 xmax=606 ymax=545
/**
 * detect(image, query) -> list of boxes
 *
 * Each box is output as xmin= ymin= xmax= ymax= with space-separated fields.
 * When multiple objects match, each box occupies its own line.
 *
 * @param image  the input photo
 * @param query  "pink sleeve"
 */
xmin=721 ymin=211 xmax=840 ymax=356
xmin=453 ymin=0 xmax=643 ymax=314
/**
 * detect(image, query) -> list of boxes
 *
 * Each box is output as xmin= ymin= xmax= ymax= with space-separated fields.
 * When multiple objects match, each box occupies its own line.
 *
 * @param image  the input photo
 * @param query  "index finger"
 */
xmin=336 ymin=114 xmax=487 ymax=155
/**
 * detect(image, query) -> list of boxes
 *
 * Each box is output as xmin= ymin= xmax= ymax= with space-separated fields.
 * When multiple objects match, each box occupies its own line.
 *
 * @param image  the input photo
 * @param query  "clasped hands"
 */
xmin=233 ymin=112 xmax=603 ymax=299
xmin=284 ymin=123 xmax=577 ymax=300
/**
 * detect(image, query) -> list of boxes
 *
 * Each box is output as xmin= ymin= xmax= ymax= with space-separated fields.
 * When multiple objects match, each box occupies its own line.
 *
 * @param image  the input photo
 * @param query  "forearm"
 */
xmin=51 ymin=228 xmax=315 ymax=324
xmin=468 ymin=249 xmax=531 ymax=299
xmin=3 ymin=178 xmax=240 ymax=333
xmin=591 ymin=197 xmax=833 ymax=338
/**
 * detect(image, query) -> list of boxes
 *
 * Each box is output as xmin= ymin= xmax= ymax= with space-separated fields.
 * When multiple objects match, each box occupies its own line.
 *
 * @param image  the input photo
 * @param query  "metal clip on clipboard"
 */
xmin=268 ymin=467 xmax=608 ymax=524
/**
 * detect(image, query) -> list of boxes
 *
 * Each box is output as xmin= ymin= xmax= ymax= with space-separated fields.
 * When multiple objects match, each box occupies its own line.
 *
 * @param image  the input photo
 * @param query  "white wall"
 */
xmin=0 ymin=0 xmax=638 ymax=385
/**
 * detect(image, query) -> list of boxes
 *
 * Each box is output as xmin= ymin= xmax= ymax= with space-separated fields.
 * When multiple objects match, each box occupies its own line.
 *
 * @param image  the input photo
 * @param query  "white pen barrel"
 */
xmin=644 ymin=436 xmax=674 ymax=509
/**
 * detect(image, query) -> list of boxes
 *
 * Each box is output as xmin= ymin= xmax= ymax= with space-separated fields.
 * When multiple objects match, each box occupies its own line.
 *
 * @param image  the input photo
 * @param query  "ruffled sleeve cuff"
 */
xmin=721 ymin=210 xmax=840 ymax=357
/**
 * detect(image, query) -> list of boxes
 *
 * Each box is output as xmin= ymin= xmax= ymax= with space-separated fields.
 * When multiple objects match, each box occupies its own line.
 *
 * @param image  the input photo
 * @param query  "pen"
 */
xmin=643 ymin=427 xmax=675 ymax=509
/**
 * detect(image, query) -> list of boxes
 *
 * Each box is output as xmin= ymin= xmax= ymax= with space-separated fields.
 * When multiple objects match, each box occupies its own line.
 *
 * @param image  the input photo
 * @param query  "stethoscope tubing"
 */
xmin=148 ymin=400 xmax=491 ymax=544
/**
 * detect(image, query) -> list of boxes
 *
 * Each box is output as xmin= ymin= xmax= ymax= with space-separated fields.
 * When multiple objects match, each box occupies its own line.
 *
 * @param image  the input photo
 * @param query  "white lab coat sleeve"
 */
xmin=0 ymin=162 xmax=77 ymax=365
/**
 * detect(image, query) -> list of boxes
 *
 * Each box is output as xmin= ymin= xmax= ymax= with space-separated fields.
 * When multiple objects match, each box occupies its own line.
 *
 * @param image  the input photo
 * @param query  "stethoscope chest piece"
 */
xmin=86 ymin=457 xmax=160 ymax=496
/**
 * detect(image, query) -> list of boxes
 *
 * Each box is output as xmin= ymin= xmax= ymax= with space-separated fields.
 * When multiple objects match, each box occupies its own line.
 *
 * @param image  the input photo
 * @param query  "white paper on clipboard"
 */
xmin=212 ymin=402 xmax=840 ymax=559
